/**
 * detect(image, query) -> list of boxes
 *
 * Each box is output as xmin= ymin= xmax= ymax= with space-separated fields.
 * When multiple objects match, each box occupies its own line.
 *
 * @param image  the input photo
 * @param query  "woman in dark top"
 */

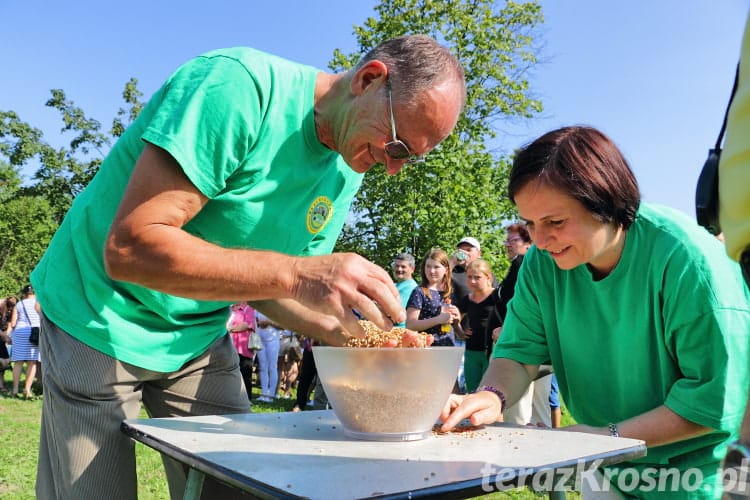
xmin=496 ymin=222 xmax=532 ymax=322
xmin=497 ymin=223 xmax=561 ymax=426
xmin=456 ymin=259 xmax=501 ymax=392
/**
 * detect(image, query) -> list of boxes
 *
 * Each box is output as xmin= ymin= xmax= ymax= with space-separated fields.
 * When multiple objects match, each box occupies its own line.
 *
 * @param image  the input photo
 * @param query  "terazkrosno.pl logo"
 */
xmin=478 ymin=458 xmax=750 ymax=495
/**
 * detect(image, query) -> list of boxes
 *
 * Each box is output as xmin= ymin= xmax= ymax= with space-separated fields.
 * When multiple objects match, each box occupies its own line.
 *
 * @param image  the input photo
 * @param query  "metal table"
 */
xmin=121 ymin=410 xmax=646 ymax=499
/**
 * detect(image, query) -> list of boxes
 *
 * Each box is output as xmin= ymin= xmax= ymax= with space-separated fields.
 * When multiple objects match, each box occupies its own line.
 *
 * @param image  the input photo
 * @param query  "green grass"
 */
xmin=0 ymin=368 xmax=577 ymax=499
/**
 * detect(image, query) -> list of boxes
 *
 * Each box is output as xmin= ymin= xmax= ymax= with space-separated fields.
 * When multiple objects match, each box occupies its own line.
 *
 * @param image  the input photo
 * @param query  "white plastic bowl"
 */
xmin=312 ymin=346 xmax=463 ymax=441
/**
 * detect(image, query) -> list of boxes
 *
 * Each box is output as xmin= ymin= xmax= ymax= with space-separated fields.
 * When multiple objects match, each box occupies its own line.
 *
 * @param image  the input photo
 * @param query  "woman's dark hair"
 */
xmin=21 ymin=284 xmax=33 ymax=296
xmin=505 ymin=222 xmax=531 ymax=244
xmin=508 ymin=126 xmax=641 ymax=229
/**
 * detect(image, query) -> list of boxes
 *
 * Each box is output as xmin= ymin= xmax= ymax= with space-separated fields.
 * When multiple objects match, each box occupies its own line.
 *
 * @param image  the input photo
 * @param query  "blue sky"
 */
xmin=2 ymin=0 xmax=748 ymax=217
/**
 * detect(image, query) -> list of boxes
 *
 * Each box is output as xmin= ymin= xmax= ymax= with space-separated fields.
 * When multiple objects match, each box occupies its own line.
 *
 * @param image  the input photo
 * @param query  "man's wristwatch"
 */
xmin=725 ymin=440 xmax=750 ymax=467
xmin=608 ymin=423 xmax=619 ymax=438
xmin=723 ymin=440 xmax=750 ymax=498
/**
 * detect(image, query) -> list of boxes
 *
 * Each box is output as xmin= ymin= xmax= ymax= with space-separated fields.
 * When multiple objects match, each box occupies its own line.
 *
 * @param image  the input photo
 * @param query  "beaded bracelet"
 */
xmin=475 ymin=385 xmax=507 ymax=410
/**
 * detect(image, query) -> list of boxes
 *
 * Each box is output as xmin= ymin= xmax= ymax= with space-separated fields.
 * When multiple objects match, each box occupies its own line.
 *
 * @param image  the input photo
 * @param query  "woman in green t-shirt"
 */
xmin=440 ymin=126 xmax=750 ymax=499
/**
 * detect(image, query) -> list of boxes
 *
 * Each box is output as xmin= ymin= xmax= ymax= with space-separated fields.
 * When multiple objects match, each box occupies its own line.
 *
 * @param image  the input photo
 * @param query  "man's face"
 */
xmin=457 ymin=243 xmax=480 ymax=263
xmin=391 ymin=259 xmax=414 ymax=282
xmin=338 ymin=72 xmax=464 ymax=176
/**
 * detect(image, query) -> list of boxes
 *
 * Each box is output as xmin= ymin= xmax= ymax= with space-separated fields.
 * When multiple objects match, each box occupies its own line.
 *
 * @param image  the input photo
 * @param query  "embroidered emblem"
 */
xmin=306 ymin=196 xmax=334 ymax=234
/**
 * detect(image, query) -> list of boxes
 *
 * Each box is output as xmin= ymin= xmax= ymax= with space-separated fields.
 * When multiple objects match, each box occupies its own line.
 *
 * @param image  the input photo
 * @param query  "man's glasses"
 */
xmin=504 ymin=237 xmax=522 ymax=244
xmin=385 ymin=83 xmax=424 ymax=165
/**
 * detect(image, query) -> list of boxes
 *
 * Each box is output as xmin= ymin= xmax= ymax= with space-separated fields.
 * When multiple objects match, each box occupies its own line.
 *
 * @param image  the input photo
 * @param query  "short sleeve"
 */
xmin=665 ymin=310 xmax=749 ymax=430
xmin=141 ymin=55 xmax=263 ymax=198
xmin=406 ymin=287 xmax=426 ymax=311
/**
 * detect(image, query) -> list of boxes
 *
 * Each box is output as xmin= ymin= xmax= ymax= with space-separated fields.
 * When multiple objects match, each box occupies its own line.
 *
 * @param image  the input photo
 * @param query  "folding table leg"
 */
xmin=183 ymin=468 xmax=206 ymax=500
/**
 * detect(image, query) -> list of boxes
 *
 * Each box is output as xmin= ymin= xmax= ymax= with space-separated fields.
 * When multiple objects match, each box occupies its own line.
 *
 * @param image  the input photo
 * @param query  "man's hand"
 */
xmin=289 ymin=253 xmax=405 ymax=338
xmin=105 ymin=144 xmax=404 ymax=338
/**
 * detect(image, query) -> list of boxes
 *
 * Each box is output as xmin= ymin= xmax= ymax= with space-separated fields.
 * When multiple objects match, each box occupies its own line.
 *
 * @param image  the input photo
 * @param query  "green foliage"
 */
xmin=0 ymin=81 xmax=144 ymax=295
xmin=0 ymin=195 xmax=57 ymax=295
xmin=330 ymin=0 xmax=543 ymax=276
xmin=111 ymin=78 xmax=145 ymax=138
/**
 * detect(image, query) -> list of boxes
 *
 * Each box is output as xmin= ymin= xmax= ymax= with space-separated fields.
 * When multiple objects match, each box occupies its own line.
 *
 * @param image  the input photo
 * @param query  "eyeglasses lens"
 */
xmin=384 ymin=140 xmax=411 ymax=160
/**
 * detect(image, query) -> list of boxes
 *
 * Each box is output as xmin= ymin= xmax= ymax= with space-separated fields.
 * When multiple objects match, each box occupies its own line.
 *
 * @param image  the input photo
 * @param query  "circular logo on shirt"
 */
xmin=306 ymin=196 xmax=334 ymax=234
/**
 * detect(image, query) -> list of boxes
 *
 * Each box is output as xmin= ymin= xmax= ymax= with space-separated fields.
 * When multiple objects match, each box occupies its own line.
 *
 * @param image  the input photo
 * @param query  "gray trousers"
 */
xmin=36 ymin=313 xmax=252 ymax=500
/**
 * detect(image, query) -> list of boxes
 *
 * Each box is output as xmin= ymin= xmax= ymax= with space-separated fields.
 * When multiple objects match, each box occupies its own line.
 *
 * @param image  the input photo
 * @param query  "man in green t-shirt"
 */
xmin=31 ymin=35 xmax=466 ymax=499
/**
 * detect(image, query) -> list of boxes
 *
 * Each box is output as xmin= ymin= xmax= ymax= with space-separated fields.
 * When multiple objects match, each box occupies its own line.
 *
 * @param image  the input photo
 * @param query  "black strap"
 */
xmin=20 ymin=300 xmax=31 ymax=325
xmin=696 ymin=64 xmax=740 ymax=235
xmin=715 ymin=64 xmax=741 ymax=150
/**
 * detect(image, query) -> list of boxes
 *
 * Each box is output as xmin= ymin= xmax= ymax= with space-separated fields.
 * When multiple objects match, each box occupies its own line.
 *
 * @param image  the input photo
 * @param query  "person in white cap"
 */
xmin=452 ymin=236 xmax=483 ymax=300
xmin=450 ymin=237 xmax=484 ymax=394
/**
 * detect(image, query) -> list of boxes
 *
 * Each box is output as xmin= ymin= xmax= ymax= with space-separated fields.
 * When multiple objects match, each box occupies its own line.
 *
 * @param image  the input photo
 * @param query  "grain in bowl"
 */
xmin=313 ymin=333 xmax=462 ymax=441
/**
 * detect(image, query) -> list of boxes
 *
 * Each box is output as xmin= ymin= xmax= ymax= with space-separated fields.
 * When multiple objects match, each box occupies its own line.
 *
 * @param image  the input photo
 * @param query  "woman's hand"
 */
xmin=257 ymin=319 xmax=272 ymax=329
xmin=230 ymin=320 xmax=251 ymax=332
xmin=439 ymin=311 xmax=453 ymax=324
xmin=463 ymin=327 xmax=473 ymax=338
xmin=492 ymin=326 xmax=502 ymax=342
xmin=448 ymin=305 xmax=461 ymax=322
xmin=439 ymin=391 xmax=504 ymax=432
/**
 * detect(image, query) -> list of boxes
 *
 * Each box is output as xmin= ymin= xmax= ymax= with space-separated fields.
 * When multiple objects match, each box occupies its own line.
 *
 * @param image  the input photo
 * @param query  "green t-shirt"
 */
xmin=495 ymin=203 xmax=750 ymax=487
xmin=31 ymin=48 xmax=363 ymax=372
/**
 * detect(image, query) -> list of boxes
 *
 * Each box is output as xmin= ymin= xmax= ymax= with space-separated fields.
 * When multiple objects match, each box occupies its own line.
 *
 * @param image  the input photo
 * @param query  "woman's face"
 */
xmin=467 ymin=268 xmax=492 ymax=292
xmin=423 ymin=258 xmax=447 ymax=286
xmin=514 ymin=180 xmax=625 ymax=277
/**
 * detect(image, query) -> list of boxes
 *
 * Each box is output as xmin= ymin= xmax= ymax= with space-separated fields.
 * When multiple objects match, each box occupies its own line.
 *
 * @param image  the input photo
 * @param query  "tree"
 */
xmin=0 ymin=194 xmax=57 ymax=295
xmin=330 ymin=0 xmax=543 ymax=277
xmin=0 ymin=80 xmax=144 ymax=294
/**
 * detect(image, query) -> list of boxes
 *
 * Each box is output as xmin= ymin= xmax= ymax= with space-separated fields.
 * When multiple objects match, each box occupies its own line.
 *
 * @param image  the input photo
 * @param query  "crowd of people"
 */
xmin=221 ymin=231 xmax=562 ymax=424
xmin=224 ymin=301 xmax=311 ymax=406
xmin=1 ymin=23 xmax=747 ymax=499
xmin=393 ymin=236 xmax=560 ymax=428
